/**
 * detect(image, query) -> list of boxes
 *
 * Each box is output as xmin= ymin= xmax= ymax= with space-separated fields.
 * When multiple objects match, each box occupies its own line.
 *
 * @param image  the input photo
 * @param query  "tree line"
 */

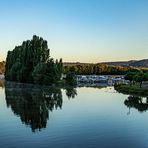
xmin=63 ymin=63 xmax=148 ymax=75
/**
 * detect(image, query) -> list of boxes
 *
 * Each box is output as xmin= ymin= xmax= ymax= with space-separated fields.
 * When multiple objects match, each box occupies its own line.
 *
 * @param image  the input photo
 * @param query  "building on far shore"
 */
xmin=77 ymin=75 xmax=126 ymax=86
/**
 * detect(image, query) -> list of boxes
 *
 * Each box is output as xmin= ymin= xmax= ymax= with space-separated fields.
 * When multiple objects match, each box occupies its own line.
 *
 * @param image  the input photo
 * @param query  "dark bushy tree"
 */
xmin=5 ymin=35 xmax=63 ymax=85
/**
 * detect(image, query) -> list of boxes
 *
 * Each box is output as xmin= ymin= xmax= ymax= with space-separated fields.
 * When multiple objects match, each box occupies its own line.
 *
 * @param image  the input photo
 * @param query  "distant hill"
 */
xmin=101 ymin=59 xmax=148 ymax=68
xmin=64 ymin=59 xmax=148 ymax=68
xmin=100 ymin=60 xmax=136 ymax=67
xmin=129 ymin=59 xmax=148 ymax=68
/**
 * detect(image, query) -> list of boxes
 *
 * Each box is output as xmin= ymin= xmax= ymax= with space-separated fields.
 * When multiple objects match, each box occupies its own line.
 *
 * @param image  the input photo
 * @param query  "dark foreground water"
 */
xmin=0 ymin=81 xmax=148 ymax=148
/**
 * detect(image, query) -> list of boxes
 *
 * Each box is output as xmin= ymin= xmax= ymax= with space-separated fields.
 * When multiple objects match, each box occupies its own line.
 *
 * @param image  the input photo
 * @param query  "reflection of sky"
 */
xmin=0 ymin=0 xmax=148 ymax=62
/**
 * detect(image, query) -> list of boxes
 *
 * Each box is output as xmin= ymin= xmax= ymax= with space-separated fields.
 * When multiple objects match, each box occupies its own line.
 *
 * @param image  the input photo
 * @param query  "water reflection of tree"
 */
xmin=5 ymin=82 xmax=109 ymax=132
xmin=124 ymin=96 xmax=148 ymax=114
xmin=65 ymin=87 xmax=77 ymax=99
xmin=5 ymin=86 xmax=63 ymax=132
xmin=5 ymin=83 xmax=78 ymax=132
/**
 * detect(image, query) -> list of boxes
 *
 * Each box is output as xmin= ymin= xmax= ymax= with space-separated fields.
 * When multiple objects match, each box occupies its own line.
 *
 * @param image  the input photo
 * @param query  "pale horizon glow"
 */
xmin=0 ymin=0 xmax=148 ymax=63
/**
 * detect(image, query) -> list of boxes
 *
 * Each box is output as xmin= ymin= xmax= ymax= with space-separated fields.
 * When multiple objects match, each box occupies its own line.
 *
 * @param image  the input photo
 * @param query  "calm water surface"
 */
xmin=0 ymin=82 xmax=148 ymax=148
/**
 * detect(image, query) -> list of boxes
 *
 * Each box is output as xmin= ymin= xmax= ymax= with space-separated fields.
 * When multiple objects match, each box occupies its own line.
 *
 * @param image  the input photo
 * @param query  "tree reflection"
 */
xmin=65 ymin=86 xmax=77 ymax=99
xmin=124 ymin=95 xmax=148 ymax=113
xmin=5 ymin=83 xmax=77 ymax=132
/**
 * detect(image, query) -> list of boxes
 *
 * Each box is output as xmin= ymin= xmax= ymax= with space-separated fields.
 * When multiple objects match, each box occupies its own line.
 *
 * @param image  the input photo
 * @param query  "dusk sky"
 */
xmin=0 ymin=0 xmax=148 ymax=62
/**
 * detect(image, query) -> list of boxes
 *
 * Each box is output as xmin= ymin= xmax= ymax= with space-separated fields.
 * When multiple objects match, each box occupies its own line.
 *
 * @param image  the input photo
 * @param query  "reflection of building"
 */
xmin=77 ymin=75 xmax=108 ymax=83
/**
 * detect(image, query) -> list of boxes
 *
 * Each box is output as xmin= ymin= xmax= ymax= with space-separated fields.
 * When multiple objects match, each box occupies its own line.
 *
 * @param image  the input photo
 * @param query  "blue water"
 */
xmin=0 ymin=82 xmax=148 ymax=148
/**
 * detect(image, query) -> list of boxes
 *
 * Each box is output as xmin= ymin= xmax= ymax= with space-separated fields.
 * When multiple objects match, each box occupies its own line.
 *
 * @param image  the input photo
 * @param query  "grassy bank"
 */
xmin=114 ymin=84 xmax=148 ymax=97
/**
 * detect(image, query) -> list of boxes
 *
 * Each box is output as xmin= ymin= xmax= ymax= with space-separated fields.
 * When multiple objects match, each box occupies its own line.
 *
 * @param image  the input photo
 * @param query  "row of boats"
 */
xmin=77 ymin=75 xmax=127 ymax=86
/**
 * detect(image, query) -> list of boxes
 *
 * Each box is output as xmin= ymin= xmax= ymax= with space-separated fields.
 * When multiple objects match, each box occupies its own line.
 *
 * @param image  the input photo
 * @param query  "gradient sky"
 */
xmin=0 ymin=0 xmax=148 ymax=62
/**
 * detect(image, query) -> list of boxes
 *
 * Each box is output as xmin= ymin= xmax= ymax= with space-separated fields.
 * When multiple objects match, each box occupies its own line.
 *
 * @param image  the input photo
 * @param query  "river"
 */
xmin=0 ymin=81 xmax=148 ymax=148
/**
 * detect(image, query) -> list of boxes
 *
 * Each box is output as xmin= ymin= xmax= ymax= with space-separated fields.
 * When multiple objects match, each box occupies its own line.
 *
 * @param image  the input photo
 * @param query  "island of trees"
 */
xmin=5 ymin=35 xmax=65 ymax=85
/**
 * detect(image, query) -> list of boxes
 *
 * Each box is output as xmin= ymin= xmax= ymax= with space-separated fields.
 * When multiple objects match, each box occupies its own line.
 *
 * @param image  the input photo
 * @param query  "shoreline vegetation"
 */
xmin=114 ymin=84 xmax=148 ymax=97
xmin=1 ymin=59 xmax=148 ymax=77
xmin=1 ymin=61 xmax=148 ymax=76
xmin=63 ymin=62 xmax=148 ymax=76
xmin=115 ymin=71 xmax=148 ymax=96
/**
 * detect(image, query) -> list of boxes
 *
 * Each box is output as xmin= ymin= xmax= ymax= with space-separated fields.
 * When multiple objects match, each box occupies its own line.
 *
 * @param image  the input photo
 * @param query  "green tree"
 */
xmin=133 ymin=72 xmax=144 ymax=88
xmin=124 ymin=72 xmax=136 ymax=86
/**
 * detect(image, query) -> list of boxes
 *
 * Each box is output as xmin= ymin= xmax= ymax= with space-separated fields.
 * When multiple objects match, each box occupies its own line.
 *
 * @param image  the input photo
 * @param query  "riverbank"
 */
xmin=114 ymin=84 xmax=148 ymax=96
xmin=5 ymin=80 xmax=77 ymax=89
xmin=4 ymin=80 xmax=108 ymax=90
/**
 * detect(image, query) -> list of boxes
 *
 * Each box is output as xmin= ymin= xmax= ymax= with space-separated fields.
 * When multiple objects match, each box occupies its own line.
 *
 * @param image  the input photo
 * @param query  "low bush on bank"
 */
xmin=114 ymin=83 xmax=148 ymax=96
